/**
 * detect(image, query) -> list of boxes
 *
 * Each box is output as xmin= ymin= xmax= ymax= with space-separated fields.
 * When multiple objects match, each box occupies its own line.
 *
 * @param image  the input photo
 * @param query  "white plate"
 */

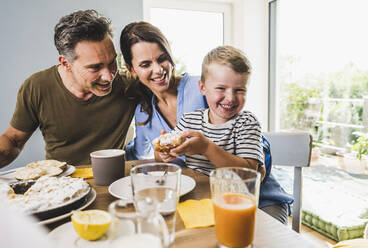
xmin=59 ymin=164 xmax=76 ymax=177
xmin=38 ymin=188 xmax=96 ymax=225
xmin=108 ymin=175 xmax=196 ymax=203
xmin=0 ymin=164 xmax=76 ymax=183
xmin=49 ymin=221 xmax=110 ymax=248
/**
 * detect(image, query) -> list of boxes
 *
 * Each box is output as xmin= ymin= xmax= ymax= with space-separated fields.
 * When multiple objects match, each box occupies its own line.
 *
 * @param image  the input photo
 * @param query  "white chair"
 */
xmin=263 ymin=131 xmax=312 ymax=233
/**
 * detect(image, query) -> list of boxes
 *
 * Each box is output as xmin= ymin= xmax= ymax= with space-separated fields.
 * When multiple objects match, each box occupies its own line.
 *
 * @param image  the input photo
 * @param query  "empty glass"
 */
xmin=130 ymin=163 xmax=181 ymax=244
xmin=108 ymin=198 xmax=169 ymax=248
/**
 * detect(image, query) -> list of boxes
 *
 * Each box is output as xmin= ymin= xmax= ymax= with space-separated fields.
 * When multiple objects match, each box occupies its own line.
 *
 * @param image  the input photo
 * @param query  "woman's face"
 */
xmin=129 ymin=41 xmax=173 ymax=94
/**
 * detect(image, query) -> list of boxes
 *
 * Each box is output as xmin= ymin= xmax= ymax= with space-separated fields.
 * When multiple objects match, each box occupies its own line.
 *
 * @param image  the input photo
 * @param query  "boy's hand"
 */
xmin=170 ymin=130 xmax=210 ymax=156
xmin=154 ymin=130 xmax=178 ymax=162
xmin=156 ymin=151 xmax=177 ymax=162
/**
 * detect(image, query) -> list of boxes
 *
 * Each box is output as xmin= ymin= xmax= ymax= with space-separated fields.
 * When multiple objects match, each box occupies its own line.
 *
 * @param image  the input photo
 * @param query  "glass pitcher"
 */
xmin=108 ymin=198 xmax=169 ymax=248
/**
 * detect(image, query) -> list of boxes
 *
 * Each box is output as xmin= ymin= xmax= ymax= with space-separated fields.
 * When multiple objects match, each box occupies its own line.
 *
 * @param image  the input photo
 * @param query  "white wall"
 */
xmin=241 ymin=0 xmax=269 ymax=131
xmin=0 ymin=0 xmax=142 ymax=171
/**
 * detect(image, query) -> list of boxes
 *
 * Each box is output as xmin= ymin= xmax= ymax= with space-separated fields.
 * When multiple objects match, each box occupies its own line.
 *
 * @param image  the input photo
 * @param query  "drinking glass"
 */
xmin=108 ymin=198 xmax=169 ymax=248
xmin=210 ymin=167 xmax=261 ymax=248
xmin=130 ymin=163 xmax=181 ymax=244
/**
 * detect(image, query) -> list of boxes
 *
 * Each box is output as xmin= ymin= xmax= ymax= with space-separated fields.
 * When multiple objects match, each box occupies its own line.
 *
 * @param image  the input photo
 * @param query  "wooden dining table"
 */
xmin=47 ymin=160 xmax=318 ymax=248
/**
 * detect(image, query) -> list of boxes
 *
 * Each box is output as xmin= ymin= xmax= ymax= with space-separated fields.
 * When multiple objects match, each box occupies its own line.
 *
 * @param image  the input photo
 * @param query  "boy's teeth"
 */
xmin=222 ymin=104 xmax=233 ymax=109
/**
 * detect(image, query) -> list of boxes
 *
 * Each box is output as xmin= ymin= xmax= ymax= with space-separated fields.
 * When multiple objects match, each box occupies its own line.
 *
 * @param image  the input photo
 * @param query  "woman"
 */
xmin=120 ymin=21 xmax=207 ymax=162
xmin=120 ymin=22 xmax=292 ymax=224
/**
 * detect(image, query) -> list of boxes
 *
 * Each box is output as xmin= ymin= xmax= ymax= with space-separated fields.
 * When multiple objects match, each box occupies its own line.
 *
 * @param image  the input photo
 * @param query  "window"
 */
xmin=269 ymin=0 xmax=368 ymax=163
xmin=144 ymin=0 xmax=233 ymax=75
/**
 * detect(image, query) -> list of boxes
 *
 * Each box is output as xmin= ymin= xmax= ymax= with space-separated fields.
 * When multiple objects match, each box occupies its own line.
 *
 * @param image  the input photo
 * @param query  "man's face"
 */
xmin=68 ymin=35 xmax=118 ymax=97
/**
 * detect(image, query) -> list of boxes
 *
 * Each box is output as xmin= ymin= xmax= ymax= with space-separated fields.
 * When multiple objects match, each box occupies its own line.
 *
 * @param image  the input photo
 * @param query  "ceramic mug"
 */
xmin=90 ymin=149 xmax=125 ymax=186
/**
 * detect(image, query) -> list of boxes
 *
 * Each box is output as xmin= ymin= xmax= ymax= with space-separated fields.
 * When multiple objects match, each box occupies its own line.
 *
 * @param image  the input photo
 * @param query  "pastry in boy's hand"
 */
xmin=153 ymin=131 xmax=186 ymax=152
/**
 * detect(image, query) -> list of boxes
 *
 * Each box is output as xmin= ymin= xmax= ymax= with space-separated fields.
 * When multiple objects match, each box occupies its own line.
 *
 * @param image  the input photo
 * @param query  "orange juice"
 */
xmin=213 ymin=193 xmax=256 ymax=248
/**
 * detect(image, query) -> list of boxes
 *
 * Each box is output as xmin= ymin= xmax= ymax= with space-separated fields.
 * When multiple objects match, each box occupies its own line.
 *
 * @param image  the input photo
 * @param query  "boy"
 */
xmin=155 ymin=46 xmax=266 ymax=179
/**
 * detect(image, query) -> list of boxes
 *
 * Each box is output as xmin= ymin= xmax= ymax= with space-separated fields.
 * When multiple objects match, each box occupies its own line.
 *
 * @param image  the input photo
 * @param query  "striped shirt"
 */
xmin=175 ymin=109 xmax=264 ymax=175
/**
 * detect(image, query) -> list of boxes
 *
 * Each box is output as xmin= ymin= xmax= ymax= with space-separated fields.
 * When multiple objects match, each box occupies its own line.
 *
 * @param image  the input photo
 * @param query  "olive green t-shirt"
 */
xmin=11 ymin=65 xmax=138 ymax=165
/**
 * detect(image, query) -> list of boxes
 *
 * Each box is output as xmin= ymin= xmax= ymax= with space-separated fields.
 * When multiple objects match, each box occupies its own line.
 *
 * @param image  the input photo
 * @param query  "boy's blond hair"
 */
xmin=201 ymin=45 xmax=252 ymax=82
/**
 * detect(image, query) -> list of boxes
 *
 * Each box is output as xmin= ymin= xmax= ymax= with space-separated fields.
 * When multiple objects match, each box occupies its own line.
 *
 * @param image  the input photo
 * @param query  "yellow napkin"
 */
xmin=177 ymin=199 xmax=214 ymax=229
xmin=71 ymin=168 xmax=93 ymax=179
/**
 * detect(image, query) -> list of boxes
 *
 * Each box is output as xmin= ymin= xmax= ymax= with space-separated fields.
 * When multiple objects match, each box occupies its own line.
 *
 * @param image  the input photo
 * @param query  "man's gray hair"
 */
xmin=54 ymin=10 xmax=113 ymax=61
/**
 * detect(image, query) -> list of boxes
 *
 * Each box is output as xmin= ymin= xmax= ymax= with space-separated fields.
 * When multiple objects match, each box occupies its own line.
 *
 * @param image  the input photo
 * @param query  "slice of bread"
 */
xmin=15 ymin=167 xmax=47 ymax=181
xmin=26 ymin=160 xmax=67 ymax=171
xmin=15 ymin=160 xmax=67 ymax=180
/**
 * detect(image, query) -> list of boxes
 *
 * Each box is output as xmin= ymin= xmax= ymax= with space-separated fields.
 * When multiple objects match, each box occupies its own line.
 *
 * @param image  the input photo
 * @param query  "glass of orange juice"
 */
xmin=210 ymin=167 xmax=260 ymax=248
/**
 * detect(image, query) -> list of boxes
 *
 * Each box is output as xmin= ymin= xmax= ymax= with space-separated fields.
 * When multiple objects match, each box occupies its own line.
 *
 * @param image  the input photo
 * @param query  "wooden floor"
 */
xmin=288 ymin=217 xmax=336 ymax=247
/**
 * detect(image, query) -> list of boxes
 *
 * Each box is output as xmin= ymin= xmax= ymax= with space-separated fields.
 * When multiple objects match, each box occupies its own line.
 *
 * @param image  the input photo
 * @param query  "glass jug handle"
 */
xmin=136 ymin=197 xmax=170 ymax=248
xmin=108 ymin=198 xmax=170 ymax=248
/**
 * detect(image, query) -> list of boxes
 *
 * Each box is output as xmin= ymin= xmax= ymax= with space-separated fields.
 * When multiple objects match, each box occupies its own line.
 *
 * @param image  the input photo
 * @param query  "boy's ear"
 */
xmin=198 ymin=80 xmax=206 ymax=96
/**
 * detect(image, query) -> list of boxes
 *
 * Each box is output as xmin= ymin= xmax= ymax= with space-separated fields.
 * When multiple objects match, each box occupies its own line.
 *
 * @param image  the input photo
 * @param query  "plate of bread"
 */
xmin=1 ymin=175 xmax=92 ymax=221
xmin=0 ymin=159 xmax=75 ymax=183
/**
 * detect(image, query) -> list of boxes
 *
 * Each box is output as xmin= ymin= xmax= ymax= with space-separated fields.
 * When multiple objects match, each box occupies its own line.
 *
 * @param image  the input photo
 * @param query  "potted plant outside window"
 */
xmin=343 ymin=134 xmax=368 ymax=174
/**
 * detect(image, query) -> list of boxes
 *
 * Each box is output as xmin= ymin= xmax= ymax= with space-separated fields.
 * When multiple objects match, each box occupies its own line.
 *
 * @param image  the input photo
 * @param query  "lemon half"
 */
xmin=71 ymin=210 xmax=111 ymax=241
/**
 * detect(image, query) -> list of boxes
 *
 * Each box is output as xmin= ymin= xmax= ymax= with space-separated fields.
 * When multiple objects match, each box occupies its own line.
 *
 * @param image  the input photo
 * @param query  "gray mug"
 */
xmin=90 ymin=149 xmax=125 ymax=186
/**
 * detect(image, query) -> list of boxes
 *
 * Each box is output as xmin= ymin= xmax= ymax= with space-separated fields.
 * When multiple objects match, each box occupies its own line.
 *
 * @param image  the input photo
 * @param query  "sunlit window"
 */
xmin=272 ymin=0 xmax=368 ymax=171
xmin=144 ymin=0 xmax=231 ymax=76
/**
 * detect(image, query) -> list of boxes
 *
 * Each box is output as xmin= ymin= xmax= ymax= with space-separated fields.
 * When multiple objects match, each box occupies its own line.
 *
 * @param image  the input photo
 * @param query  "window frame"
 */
xmin=143 ymin=0 xmax=235 ymax=46
xmin=268 ymin=0 xmax=278 ymax=131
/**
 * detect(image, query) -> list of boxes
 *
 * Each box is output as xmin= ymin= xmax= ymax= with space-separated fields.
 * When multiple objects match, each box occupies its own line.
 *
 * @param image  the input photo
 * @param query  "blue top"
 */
xmin=125 ymin=73 xmax=208 ymax=161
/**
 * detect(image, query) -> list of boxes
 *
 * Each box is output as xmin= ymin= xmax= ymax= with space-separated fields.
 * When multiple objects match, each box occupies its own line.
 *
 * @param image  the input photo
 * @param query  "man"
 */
xmin=0 ymin=10 xmax=138 ymax=168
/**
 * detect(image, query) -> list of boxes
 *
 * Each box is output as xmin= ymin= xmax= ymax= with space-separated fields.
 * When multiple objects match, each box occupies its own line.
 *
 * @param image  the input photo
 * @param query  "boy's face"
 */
xmin=199 ymin=63 xmax=248 ymax=124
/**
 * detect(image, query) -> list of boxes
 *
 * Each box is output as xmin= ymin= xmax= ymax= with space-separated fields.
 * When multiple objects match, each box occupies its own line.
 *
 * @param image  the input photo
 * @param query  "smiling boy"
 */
xmin=155 ymin=45 xmax=266 ymax=179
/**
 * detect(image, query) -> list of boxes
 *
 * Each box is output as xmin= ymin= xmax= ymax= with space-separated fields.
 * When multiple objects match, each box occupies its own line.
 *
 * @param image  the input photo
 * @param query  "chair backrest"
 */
xmin=263 ymin=131 xmax=312 ymax=233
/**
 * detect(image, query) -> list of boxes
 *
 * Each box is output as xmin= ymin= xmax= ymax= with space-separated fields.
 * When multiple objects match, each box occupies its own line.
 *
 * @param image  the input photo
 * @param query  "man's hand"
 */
xmin=0 ymin=126 xmax=32 ymax=168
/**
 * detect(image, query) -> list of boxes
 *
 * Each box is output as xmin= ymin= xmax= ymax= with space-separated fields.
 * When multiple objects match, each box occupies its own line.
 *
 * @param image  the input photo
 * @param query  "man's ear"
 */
xmin=58 ymin=55 xmax=72 ymax=71
xmin=198 ymin=80 xmax=206 ymax=96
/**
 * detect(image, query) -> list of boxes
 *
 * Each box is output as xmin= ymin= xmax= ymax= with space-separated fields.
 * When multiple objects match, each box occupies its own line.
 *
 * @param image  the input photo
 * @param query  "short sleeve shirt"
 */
xmin=176 ymin=109 xmax=264 ymax=174
xmin=11 ymin=66 xmax=138 ymax=165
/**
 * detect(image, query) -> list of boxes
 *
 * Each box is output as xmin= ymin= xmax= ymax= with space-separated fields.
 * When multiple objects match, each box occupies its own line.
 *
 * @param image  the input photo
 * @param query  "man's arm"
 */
xmin=0 ymin=126 xmax=32 ymax=169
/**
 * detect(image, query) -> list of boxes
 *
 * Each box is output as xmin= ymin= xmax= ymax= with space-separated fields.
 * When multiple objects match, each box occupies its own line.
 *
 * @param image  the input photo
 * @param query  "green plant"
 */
xmin=352 ymin=134 xmax=368 ymax=160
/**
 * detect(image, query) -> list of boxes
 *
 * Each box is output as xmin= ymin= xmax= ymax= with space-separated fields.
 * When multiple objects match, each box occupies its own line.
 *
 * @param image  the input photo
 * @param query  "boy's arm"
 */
xmin=203 ymin=140 xmax=265 ymax=180
xmin=171 ymin=130 xmax=265 ymax=180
